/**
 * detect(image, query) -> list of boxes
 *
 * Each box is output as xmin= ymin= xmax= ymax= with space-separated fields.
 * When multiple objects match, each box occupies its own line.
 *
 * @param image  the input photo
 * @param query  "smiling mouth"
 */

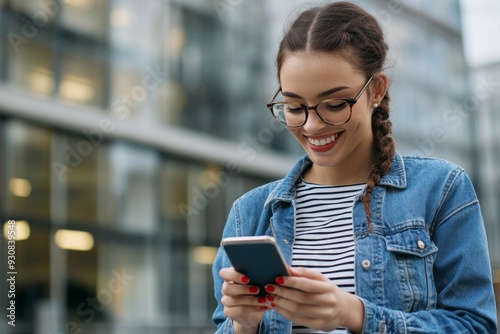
xmin=307 ymin=132 xmax=343 ymax=147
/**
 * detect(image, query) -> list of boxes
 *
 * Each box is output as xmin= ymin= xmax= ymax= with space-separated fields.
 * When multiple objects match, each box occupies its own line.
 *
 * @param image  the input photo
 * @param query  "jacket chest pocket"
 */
xmin=383 ymin=227 xmax=438 ymax=312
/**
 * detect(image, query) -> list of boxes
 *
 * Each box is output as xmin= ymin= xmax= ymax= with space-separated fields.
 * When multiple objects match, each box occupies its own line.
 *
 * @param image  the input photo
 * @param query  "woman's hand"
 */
xmin=219 ymin=267 xmax=267 ymax=334
xmin=264 ymin=267 xmax=365 ymax=333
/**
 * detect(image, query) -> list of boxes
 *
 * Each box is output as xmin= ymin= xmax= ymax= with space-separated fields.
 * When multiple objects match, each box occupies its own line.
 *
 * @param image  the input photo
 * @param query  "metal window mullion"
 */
xmin=47 ymin=131 xmax=68 ymax=334
xmin=186 ymin=164 xmax=208 ymax=324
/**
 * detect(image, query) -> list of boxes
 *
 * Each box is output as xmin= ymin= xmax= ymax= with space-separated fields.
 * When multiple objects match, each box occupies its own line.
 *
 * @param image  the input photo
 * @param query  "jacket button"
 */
xmin=417 ymin=240 xmax=426 ymax=249
xmin=361 ymin=259 xmax=371 ymax=270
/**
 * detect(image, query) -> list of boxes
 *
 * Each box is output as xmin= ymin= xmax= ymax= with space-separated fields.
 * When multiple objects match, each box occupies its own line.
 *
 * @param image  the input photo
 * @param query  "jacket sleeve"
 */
xmin=213 ymin=318 xmax=236 ymax=334
xmin=212 ymin=204 xmax=237 ymax=332
xmin=360 ymin=169 xmax=497 ymax=334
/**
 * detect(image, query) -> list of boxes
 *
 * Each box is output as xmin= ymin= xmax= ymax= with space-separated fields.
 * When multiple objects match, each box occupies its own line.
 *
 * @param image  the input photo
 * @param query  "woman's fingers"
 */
xmin=219 ymin=267 xmax=267 ymax=329
xmin=219 ymin=267 xmax=251 ymax=284
xmin=222 ymin=280 xmax=260 ymax=297
xmin=261 ymin=267 xmax=351 ymax=331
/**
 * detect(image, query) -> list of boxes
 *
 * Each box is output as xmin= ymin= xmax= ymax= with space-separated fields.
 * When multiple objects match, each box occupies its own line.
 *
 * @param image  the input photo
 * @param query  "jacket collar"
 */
xmin=264 ymin=151 xmax=407 ymax=208
xmin=378 ymin=151 xmax=407 ymax=188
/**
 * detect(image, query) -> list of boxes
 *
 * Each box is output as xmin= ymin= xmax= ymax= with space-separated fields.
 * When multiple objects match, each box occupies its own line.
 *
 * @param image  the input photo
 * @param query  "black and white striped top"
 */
xmin=291 ymin=180 xmax=366 ymax=334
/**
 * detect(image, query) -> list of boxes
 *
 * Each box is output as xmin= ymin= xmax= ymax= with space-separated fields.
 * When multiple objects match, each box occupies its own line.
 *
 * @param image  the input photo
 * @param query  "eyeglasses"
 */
xmin=266 ymin=76 xmax=373 ymax=127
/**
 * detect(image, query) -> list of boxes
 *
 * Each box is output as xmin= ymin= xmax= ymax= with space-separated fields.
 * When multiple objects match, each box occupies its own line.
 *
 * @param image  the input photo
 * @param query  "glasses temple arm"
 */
xmin=353 ymin=76 xmax=374 ymax=100
xmin=268 ymin=86 xmax=282 ymax=104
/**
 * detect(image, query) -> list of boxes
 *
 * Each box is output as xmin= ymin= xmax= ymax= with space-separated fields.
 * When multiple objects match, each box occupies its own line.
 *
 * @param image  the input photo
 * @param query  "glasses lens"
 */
xmin=272 ymin=99 xmax=351 ymax=126
xmin=273 ymin=103 xmax=306 ymax=126
xmin=317 ymin=99 xmax=351 ymax=124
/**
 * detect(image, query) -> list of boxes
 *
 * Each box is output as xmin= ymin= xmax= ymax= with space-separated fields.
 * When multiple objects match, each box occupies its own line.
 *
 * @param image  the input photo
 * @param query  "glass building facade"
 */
xmin=0 ymin=0 xmax=498 ymax=333
xmin=0 ymin=1 xmax=293 ymax=333
xmin=472 ymin=61 xmax=500 ymax=316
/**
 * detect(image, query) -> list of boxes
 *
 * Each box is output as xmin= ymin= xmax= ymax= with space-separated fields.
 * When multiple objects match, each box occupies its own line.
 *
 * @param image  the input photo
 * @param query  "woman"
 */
xmin=212 ymin=2 xmax=497 ymax=333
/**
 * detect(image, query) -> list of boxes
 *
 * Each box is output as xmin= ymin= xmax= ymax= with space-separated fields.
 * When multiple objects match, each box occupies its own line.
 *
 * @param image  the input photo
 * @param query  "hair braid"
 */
xmin=362 ymin=93 xmax=395 ymax=228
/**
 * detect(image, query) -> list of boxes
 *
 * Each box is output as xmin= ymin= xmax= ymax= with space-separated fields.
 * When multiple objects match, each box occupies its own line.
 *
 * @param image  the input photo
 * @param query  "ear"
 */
xmin=370 ymin=72 xmax=389 ymax=105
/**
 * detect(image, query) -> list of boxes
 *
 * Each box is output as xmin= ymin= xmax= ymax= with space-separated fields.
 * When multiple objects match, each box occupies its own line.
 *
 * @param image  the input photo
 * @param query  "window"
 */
xmin=59 ymin=0 xmax=108 ymax=41
xmin=7 ymin=40 xmax=55 ymax=97
xmin=59 ymin=46 xmax=107 ymax=106
xmin=3 ymin=120 xmax=51 ymax=219
xmin=1 ymin=120 xmax=52 ymax=331
xmin=167 ymin=6 xmax=227 ymax=135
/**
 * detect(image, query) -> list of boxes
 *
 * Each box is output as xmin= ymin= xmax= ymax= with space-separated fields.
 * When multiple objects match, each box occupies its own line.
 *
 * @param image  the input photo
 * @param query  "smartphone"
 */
xmin=221 ymin=236 xmax=290 ymax=296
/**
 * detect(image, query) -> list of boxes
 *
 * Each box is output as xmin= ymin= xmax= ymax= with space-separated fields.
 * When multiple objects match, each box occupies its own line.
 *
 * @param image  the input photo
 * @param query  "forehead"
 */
xmin=279 ymin=51 xmax=364 ymax=93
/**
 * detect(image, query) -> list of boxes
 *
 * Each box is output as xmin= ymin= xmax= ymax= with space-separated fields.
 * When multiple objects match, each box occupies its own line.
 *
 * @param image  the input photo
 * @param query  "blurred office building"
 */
xmin=471 ymin=61 xmax=500 ymax=275
xmin=0 ymin=0 xmax=498 ymax=333
xmin=0 ymin=1 xmax=289 ymax=333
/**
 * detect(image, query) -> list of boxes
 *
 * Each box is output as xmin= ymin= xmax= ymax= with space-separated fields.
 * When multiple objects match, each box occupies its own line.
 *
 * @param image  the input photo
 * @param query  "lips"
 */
xmin=307 ymin=132 xmax=342 ymax=147
xmin=304 ymin=132 xmax=344 ymax=153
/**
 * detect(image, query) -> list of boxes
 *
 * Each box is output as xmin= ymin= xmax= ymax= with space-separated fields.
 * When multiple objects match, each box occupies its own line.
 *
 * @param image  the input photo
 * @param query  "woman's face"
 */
xmin=279 ymin=51 xmax=378 ymax=177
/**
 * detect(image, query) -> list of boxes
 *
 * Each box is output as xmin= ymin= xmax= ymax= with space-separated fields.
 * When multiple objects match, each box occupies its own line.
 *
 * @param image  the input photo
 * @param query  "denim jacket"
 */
xmin=212 ymin=152 xmax=497 ymax=334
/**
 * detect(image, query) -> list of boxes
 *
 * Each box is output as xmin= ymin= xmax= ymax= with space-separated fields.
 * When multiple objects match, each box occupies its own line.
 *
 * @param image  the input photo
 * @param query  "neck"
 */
xmin=303 ymin=164 xmax=371 ymax=185
xmin=303 ymin=149 xmax=374 ymax=186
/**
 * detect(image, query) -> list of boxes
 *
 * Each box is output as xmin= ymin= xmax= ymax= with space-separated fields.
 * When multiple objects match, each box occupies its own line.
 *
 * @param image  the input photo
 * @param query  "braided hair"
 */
xmin=276 ymin=1 xmax=396 ymax=226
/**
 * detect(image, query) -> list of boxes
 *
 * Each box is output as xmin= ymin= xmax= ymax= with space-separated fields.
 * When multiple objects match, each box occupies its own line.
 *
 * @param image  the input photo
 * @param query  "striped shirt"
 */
xmin=291 ymin=180 xmax=366 ymax=334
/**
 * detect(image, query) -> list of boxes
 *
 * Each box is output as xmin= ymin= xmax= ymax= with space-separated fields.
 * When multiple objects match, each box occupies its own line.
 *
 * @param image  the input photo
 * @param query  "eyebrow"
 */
xmin=281 ymin=86 xmax=351 ymax=100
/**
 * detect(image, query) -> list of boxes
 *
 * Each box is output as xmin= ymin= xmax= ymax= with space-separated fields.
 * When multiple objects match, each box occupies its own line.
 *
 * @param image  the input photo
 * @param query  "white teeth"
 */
xmin=308 ymin=133 xmax=340 ymax=147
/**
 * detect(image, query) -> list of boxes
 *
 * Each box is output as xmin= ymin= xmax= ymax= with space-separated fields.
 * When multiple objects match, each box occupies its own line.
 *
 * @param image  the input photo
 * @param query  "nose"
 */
xmin=302 ymin=108 xmax=327 ymax=133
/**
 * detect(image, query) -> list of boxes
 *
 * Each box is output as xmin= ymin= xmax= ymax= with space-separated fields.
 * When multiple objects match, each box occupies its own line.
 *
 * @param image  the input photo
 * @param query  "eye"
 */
xmin=284 ymin=103 xmax=304 ymax=114
xmin=322 ymin=99 xmax=348 ymax=112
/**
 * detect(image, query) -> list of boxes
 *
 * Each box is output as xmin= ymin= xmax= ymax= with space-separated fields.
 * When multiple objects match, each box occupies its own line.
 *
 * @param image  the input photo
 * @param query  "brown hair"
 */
xmin=277 ymin=1 xmax=395 ymax=226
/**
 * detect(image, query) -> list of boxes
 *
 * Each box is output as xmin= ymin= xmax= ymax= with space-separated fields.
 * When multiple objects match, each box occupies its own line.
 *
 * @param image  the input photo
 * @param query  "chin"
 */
xmin=307 ymin=153 xmax=340 ymax=167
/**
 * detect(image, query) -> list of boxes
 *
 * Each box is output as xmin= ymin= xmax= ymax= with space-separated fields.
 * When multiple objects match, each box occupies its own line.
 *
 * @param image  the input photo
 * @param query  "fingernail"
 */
xmin=275 ymin=277 xmax=285 ymax=285
xmin=257 ymin=297 xmax=266 ymax=304
xmin=241 ymin=275 xmax=250 ymax=284
xmin=270 ymin=303 xmax=275 ymax=308
xmin=265 ymin=285 xmax=275 ymax=293
xmin=266 ymin=295 xmax=274 ymax=302
xmin=249 ymin=286 xmax=259 ymax=294
xmin=259 ymin=306 xmax=268 ymax=311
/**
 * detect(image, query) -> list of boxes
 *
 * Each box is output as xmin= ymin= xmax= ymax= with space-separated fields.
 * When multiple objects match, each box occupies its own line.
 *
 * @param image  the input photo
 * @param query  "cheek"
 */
xmin=287 ymin=129 xmax=301 ymax=140
xmin=352 ymin=106 xmax=373 ymax=129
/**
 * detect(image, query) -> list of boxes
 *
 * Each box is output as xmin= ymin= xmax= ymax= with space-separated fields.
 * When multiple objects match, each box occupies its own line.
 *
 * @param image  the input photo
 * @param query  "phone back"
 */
xmin=222 ymin=238 xmax=289 ymax=296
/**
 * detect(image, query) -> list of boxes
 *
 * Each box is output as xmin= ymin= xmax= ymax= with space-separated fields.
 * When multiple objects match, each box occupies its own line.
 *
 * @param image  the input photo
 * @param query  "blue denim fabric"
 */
xmin=212 ymin=152 xmax=497 ymax=333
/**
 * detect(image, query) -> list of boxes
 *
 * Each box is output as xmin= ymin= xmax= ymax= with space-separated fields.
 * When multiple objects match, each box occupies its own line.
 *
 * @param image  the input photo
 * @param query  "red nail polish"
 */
xmin=259 ymin=306 xmax=268 ymax=311
xmin=241 ymin=275 xmax=250 ymax=284
xmin=249 ymin=286 xmax=259 ymax=294
xmin=266 ymin=295 xmax=274 ymax=302
xmin=270 ymin=303 xmax=275 ymax=308
xmin=257 ymin=297 xmax=266 ymax=303
xmin=265 ymin=285 xmax=275 ymax=293
xmin=276 ymin=277 xmax=285 ymax=285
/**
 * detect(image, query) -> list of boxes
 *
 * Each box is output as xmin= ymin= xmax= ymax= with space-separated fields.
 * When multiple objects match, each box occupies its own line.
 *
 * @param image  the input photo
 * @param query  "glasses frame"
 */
xmin=266 ymin=76 xmax=374 ymax=128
